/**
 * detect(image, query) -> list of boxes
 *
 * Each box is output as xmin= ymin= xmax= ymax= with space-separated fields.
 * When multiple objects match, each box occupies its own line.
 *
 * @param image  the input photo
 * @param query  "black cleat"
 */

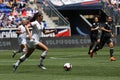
xmin=13 ymin=64 xmax=18 ymax=72
xmin=12 ymin=51 xmax=16 ymax=58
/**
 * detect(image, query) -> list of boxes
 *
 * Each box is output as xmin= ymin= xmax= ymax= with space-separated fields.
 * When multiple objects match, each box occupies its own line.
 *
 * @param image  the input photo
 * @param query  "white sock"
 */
xmin=40 ymin=51 xmax=47 ymax=65
xmin=14 ymin=54 xmax=26 ymax=66
xmin=41 ymin=51 xmax=47 ymax=57
xmin=15 ymin=60 xmax=21 ymax=66
xmin=20 ymin=54 xmax=26 ymax=61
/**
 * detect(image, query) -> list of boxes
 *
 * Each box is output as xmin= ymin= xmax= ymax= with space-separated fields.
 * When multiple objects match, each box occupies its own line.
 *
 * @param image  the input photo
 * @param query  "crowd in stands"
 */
xmin=0 ymin=0 xmax=120 ymax=29
xmin=0 ymin=0 xmax=40 ymax=29
xmin=102 ymin=0 xmax=120 ymax=25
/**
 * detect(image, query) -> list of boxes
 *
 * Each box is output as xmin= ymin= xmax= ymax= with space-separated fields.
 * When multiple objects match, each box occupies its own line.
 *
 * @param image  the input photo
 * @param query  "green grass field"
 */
xmin=0 ymin=47 xmax=120 ymax=80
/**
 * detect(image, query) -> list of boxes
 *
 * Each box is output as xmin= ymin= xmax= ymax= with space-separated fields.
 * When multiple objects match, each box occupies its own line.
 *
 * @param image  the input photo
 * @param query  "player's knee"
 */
xmin=109 ymin=42 xmax=114 ymax=48
xmin=45 ymin=48 xmax=48 ymax=51
xmin=44 ymin=47 xmax=48 ymax=51
xmin=23 ymin=48 xmax=27 ymax=52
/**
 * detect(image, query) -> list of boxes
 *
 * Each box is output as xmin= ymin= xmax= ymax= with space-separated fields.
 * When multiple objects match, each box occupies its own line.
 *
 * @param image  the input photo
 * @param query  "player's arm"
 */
xmin=101 ymin=26 xmax=114 ymax=37
xmin=101 ymin=27 xmax=112 ymax=33
xmin=25 ymin=24 xmax=32 ymax=40
xmin=91 ymin=26 xmax=99 ymax=31
xmin=16 ymin=28 xmax=22 ymax=34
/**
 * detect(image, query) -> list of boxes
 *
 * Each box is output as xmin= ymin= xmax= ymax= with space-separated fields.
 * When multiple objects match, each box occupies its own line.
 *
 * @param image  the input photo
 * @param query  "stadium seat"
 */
xmin=0 ymin=4 xmax=7 ymax=8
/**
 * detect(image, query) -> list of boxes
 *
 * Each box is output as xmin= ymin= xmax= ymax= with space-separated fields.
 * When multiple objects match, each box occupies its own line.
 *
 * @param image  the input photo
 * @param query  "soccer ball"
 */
xmin=64 ymin=63 xmax=72 ymax=71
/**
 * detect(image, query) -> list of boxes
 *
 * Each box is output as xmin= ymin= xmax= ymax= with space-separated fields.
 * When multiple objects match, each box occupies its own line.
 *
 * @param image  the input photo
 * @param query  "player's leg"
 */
xmin=89 ymin=38 xmax=100 ymax=57
xmin=12 ymin=46 xmax=21 ymax=58
xmin=12 ymin=37 xmax=26 ymax=58
xmin=21 ymin=39 xmax=27 ymax=55
xmin=89 ymin=34 xmax=100 ymax=57
xmin=89 ymin=41 xmax=98 ymax=57
xmin=88 ymin=34 xmax=94 ymax=54
xmin=36 ymin=42 xmax=48 ymax=70
xmin=21 ymin=44 xmax=27 ymax=55
xmin=94 ymin=38 xmax=101 ymax=55
xmin=107 ymin=40 xmax=116 ymax=61
xmin=90 ymin=38 xmax=105 ymax=58
xmin=13 ymin=48 xmax=35 ymax=72
xmin=88 ymin=42 xmax=94 ymax=54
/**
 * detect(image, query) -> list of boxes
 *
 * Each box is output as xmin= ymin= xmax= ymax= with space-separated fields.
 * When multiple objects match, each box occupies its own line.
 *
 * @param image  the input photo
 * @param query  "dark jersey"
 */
xmin=91 ymin=22 xmax=100 ymax=34
xmin=98 ymin=22 xmax=114 ymax=48
xmin=90 ymin=22 xmax=101 ymax=42
xmin=102 ymin=22 xmax=114 ymax=38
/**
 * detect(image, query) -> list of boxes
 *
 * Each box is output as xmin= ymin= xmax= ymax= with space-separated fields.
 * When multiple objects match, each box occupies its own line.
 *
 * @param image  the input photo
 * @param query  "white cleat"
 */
xmin=38 ymin=64 xmax=47 ymax=70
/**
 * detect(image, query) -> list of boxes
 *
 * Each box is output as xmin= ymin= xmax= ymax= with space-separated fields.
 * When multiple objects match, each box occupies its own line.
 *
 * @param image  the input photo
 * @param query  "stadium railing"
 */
xmin=42 ymin=0 xmax=70 ymax=27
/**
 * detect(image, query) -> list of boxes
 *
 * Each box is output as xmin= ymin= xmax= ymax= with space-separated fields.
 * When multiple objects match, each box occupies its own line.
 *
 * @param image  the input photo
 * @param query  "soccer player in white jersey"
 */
xmin=12 ymin=18 xmax=28 ymax=58
xmin=13 ymin=11 xmax=56 ymax=72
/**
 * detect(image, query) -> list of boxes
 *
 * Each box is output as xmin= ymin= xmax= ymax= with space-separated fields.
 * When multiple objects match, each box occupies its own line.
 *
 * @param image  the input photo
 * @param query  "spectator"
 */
xmin=6 ymin=20 xmax=13 ymax=28
xmin=21 ymin=8 xmax=27 ymax=17
xmin=0 ymin=0 xmax=3 ymax=4
xmin=1 ymin=16 xmax=8 ymax=28
xmin=26 ymin=6 xmax=33 ymax=17
xmin=30 ymin=0 xmax=34 ymax=4
xmin=11 ymin=18 xmax=17 ymax=27
xmin=8 ymin=11 xmax=15 ymax=21
xmin=12 ymin=7 xmax=18 ymax=16
xmin=12 ymin=0 xmax=18 ymax=8
xmin=0 ymin=11 xmax=5 ymax=20
xmin=6 ymin=0 xmax=13 ymax=9
xmin=0 ymin=19 xmax=4 ymax=29
xmin=113 ymin=3 xmax=119 ymax=24
xmin=33 ymin=8 xmax=39 ymax=14
xmin=17 ymin=8 xmax=22 ymax=18
xmin=18 ymin=0 xmax=26 ymax=9
xmin=117 ymin=9 xmax=120 ymax=24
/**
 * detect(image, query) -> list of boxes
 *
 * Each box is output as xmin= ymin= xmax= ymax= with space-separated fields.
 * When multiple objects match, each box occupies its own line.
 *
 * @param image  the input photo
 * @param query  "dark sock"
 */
xmin=110 ymin=48 xmax=114 ymax=57
xmin=88 ymin=43 xmax=94 ymax=54
xmin=92 ymin=44 xmax=100 ymax=53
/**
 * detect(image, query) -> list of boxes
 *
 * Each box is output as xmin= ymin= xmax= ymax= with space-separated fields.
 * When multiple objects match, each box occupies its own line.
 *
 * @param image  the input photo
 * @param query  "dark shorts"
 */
xmin=90 ymin=34 xmax=99 ymax=42
xmin=99 ymin=36 xmax=113 ymax=49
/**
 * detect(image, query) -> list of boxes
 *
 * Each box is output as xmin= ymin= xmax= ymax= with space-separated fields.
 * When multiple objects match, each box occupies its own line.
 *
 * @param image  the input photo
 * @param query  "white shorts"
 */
xmin=27 ymin=37 xmax=39 ymax=48
xmin=18 ymin=37 xmax=27 ymax=45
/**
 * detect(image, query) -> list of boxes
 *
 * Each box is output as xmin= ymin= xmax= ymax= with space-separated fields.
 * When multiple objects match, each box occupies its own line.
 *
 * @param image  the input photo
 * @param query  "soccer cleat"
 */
xmin=13 ymin=64 xmax=18 ymax=72
xmin=38 ymin=64 xmax=47 ymax=70
xmin=110 ymin=56 xmax=116 ymax=61
xmin=89 ymin=51 xmax=93 ymax=58
xmin=12 ymin=51 xmax=16 ymax=58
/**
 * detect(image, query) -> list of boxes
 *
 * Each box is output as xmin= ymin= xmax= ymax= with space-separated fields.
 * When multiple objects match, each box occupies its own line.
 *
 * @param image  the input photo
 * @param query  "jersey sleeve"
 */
xmin=91 ymin=23 xmax=96 ymax=28
xmin=30 ymin=21 xmax=37 ymax=27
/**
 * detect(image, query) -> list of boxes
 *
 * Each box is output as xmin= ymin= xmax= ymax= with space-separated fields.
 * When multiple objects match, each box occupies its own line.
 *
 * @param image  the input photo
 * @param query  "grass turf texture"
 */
xmin=0 ymin=47 xmax=120 ymax=80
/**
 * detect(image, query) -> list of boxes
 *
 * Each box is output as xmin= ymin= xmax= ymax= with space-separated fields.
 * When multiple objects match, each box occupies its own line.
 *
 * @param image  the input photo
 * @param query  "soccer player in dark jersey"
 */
xmin=88 ymin=16 xmax=101 ymax=57
xmin=90 ymin=16 xmax=116 ymax=61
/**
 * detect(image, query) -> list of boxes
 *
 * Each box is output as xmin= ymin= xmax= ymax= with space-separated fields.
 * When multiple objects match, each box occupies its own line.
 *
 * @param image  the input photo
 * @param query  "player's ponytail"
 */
xmin=30 ymin=11 xmax=42 ymax=22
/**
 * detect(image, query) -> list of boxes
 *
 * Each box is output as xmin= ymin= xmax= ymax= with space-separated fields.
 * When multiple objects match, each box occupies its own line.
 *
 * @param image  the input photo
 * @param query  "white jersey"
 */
xmin=31 ymin=20 xmax=44 ymax=41
xmin=17 ymin=25 xmax=27 ymax=45
xmin=18 ymin=25 xmax=27 ymax=38
xmin=27 ymin=20 xmax=45 ymax=48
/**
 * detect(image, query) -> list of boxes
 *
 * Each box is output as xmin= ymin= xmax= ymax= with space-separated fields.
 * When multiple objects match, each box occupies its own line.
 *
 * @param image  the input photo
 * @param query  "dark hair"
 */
xmin=93 ymin=16 xmax=99 ymax=23
xmin=30 ymin=11 xmax=42 ymax=22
